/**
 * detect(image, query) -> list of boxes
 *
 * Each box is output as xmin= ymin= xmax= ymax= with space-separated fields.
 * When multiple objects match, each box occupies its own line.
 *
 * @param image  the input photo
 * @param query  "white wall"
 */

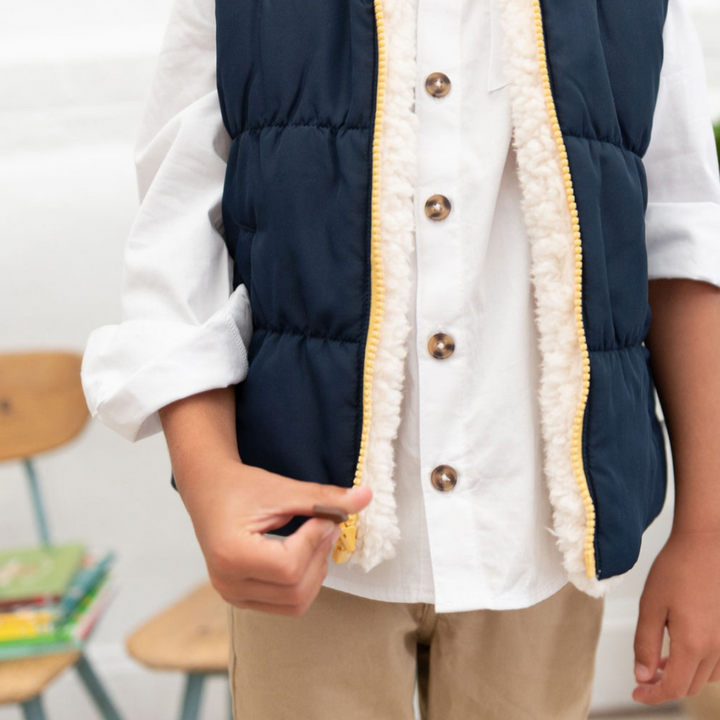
xmin=688 ymin=0 xmax=720 ymax=116
xmin=0 ymin=3 xmax=230 ymax=719
xmin=0 ymin=1 xmax=718 ymax=718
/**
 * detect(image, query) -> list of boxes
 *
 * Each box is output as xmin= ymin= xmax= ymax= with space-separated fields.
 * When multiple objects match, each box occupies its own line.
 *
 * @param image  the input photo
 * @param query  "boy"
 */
xmin=82 ymin=0 xmax=720 ymax=716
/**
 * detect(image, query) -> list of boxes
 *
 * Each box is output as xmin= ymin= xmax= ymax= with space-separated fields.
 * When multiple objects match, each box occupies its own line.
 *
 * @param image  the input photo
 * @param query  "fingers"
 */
xmin=709 ymin=662 xmax=720 ymax=683
xmin=709 ymin=656 xmax=720 ymax=683
xmin=205 ymin=467 xmax=372 ymax=617
xmin=281 ymin=515 xmax=343 ymax=576
xmin=633 ymin=643 xmax=702 ymax=705
xmin=237 ymin=517 xmax=341 ymax=584
xmin=634 ymin=598 xmax=668 ymax=684
xmin=225 ymin=525 xmax=337 ymax=616
xmin=647 ymin=655 xmax=670 ymax=684
xmin=636 ymin=655 xmax=670 ymax=687
xmin=688 ymin=653 xmax=720 ymax=697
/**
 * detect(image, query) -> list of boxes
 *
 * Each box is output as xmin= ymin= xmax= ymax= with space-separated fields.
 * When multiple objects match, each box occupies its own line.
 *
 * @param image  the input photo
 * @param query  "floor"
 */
xmin=590 ymin=709 xmax=688 ymax=719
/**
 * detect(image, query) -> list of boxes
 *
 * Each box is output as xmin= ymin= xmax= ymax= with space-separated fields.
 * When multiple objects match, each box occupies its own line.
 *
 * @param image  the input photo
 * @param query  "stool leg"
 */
xmin=21 ymin=696 xmax=48 ymax=720
xmin=179 ymin=673 xmax=206 ymax=720
xmin=227 ymin=678 xmax=234 ymax=720
xmin=75 ymin=653 xmax=125 ymax=720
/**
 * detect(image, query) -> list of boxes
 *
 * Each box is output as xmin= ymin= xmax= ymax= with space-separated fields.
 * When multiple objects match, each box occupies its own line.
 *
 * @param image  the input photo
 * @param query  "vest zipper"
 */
xmin=332 ymin=0 xmax=387 ymax=564
xmin=533 ymin=0 xmax=597 ymax=579
xmin=331 ymin=0 xmax=598 ymax=577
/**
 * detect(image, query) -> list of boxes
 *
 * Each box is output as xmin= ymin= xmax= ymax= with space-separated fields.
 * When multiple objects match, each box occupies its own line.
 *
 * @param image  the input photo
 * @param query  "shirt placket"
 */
xmin=414 ymin=0 xmax=475 ymax=607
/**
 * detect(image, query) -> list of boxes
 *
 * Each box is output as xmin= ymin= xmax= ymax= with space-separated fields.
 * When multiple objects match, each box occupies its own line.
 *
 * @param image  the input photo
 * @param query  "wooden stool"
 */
xmin=0 ymin=351 xmax=126 ymax=720
xmin=0 ymin=653 xmax=80 ymax=717
xmin=126 ymin=581 xmax=232 ymax=720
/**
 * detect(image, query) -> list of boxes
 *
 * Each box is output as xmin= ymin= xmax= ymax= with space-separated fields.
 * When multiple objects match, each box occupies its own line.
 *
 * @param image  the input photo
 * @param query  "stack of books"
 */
xmin=0 ymin=543 xmax=116 ymax=660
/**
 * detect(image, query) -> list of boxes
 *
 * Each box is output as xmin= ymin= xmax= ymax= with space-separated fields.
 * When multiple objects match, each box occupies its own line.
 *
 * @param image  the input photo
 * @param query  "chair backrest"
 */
xmin=0 ymin=351 xmax=89 ymax=463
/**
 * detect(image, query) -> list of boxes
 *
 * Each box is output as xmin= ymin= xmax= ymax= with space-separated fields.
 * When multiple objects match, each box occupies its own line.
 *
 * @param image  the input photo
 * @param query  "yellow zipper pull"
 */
xmin=331 ymin=514 xmax=358 ymax=563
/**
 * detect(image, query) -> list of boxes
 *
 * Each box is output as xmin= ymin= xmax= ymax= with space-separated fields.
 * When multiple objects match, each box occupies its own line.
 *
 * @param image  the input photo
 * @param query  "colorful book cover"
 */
xmin=0 ymin=551 xmax=116 ymax=642
xmin=0 ymin=543 xmax=85 ymax=604
xmin=0 ymin=571 xmax=115 ymax=660
xmin=0 ymin=607 xmax=56 ymax=642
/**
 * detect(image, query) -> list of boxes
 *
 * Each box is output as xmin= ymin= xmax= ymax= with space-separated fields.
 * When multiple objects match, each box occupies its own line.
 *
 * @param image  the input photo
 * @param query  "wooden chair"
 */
xmin=125 ymin=581 xmax=232 ymax=720
xmin=0 ymin=351 xmax=126 ymax=720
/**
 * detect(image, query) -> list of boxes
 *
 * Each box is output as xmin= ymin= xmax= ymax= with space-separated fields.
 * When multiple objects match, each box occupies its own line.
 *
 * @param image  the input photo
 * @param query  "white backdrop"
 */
xmin=0 ymin=0 xmax=718 ymax=718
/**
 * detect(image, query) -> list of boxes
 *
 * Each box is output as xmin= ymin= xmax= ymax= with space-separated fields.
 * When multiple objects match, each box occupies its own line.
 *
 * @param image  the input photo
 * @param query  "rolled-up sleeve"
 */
xmin=81 ymin=0 xmax=251 ymax=443
xmin=644 ymin=0 xmax=720 ymax=287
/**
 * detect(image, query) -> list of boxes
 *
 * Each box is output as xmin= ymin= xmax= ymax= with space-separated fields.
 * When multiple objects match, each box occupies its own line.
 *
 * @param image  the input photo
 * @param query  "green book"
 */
xmin=0 ymin=543 xmax=85 ymax=604
xmin=0 ymin=571 xmax=114 ymax=660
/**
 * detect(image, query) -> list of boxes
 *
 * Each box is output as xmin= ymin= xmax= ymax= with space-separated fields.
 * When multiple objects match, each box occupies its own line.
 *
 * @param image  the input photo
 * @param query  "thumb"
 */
xmin=634 ymin=597 xmax=667 ymax=683
xmin=270 ymin=475 xmax=374 ymax=519
xmin=283 ymin=515 xmax=342 ymax=558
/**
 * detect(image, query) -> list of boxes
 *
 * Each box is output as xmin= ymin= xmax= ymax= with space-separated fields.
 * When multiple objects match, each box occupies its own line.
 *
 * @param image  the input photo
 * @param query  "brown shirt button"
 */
xmin=427 ymin=332 xmax=454 ymax=359
xmin=431 ymin=464 xmax=458 ymax=491
xmin=424 ymin=194 xmax=452 ymax=221
xmin=425 ymin=72 xmax=452 ymax=98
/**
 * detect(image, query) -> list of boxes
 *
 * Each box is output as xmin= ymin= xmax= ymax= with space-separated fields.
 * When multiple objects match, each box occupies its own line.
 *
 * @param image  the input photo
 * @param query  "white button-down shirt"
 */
xmin=81 ymin=0 xmax=720 ymax=613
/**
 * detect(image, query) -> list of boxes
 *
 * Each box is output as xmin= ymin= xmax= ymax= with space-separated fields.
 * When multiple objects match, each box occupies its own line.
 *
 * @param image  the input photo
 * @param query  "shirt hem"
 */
xmin=321 ymin=571 xmax=571 ymax=612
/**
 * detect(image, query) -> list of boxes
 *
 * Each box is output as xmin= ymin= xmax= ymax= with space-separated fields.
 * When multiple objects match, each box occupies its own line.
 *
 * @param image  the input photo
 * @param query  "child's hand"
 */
xmin=178 ymin=456 xmax=373 ymax=617
xmin=158 ymin=386 xmax=373 ymax=617
xmin=633 ymin=529 xmax=720 ymax=704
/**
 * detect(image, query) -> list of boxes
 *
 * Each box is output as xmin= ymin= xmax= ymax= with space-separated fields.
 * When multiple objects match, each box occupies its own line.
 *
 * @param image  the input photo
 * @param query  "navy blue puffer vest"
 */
xmin=541 ymin=0 xmax=669 ymax=582
xmin=173 ymin=0 xmax=670 ymax=594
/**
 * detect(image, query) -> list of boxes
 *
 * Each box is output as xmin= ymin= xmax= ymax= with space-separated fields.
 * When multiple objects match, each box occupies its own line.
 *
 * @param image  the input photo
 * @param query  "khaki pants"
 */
xmin=227 ymin=581 xmax=604 ymax=720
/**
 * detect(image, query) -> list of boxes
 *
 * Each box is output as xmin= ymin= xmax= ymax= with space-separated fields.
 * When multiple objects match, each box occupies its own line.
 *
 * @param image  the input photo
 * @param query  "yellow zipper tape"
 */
xmin=332 ymin=0 xmax=387 ymax=564
xmin=532 ymin=0 xmax=596 ymax=579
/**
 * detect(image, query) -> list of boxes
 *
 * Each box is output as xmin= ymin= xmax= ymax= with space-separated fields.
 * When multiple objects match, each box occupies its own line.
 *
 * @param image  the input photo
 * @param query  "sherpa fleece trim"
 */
xmin=496 ymin=0 xmax=624 ymax=597
xmin=347 ymin=0 xmax=421 ymax=571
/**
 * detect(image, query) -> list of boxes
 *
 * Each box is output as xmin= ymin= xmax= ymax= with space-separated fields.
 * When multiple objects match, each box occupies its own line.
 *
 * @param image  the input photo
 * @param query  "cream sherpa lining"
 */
xmin=496 ymin=0 xmax=624 ymax=596
xmin=352 ymin=0 xmax=628 ymax=596
xmin=345 ymin=0 xmax=420 ymax=571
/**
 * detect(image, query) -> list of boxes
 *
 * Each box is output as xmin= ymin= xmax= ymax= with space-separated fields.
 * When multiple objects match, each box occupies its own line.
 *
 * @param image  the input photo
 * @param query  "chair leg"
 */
xmin=227 ymin=678 xmax=234 ymax=720
xmin=21 ymin=696 xmax=48 ymax=720
xmin=179 ymin=673 xmax=206 ymax=720
xmin=75 ymin=653 xmax=125 ymax=720
xmin=24 ymin=459 xmax=51 ymax=546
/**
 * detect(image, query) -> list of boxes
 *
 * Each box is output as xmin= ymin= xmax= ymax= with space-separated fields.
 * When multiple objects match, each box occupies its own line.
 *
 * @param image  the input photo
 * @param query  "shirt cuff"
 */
xmin=646 ymin=201 xmax=720 ymax=287
xmin=81 ymin=283 xmax=252 ymax=442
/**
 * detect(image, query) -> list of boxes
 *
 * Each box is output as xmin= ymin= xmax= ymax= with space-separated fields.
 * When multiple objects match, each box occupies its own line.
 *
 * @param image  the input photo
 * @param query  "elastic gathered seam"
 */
xmin=254 ymin=323 xmax=361 ymax=346
xmin=236 ymin=121 xmax=373 ymax=138
xmin=562 ymin=133 xmax=642 ymax=158
xmin=587 ymin=340 xmax=648 ymax=354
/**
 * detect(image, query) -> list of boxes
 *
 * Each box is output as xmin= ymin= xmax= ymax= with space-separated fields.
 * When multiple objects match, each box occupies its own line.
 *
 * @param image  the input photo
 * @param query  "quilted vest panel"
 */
xmin=215 ymin=0 xmax=378 ymax=536
xmin=542 ymin=0 xmax=669 ymax=579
